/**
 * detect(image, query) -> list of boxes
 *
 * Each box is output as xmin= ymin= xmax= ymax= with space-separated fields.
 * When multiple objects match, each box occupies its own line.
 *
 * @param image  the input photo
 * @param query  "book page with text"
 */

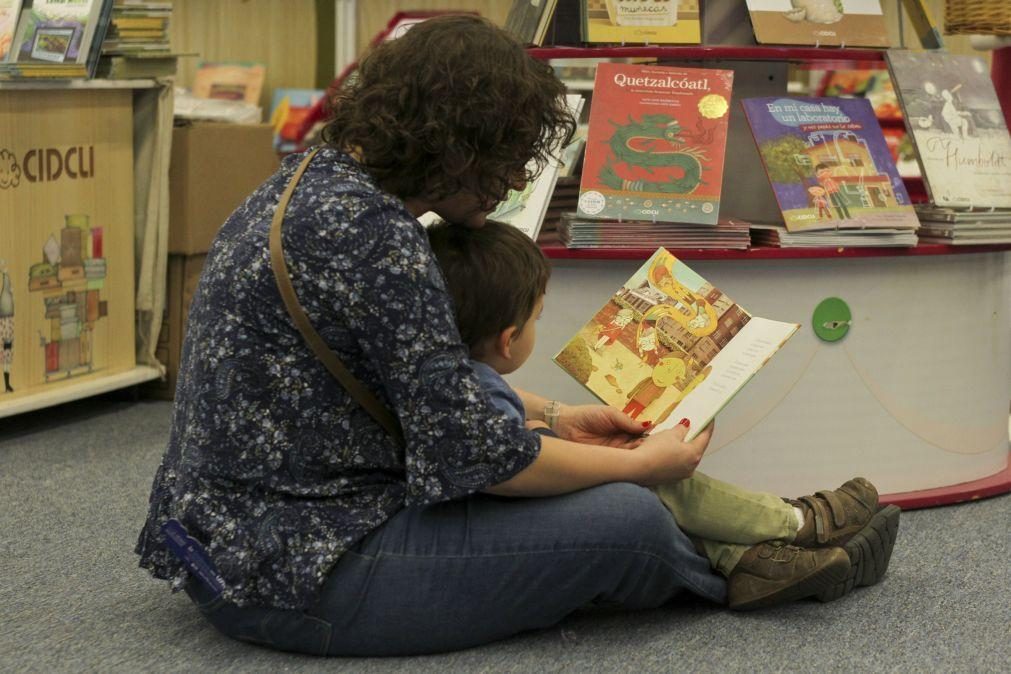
xmin=654 ymin=316 xmax=799 ymax=440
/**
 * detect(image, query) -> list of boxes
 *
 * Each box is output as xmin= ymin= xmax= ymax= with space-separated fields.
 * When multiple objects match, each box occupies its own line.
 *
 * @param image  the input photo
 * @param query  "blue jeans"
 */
xmin=185 ymin=483 xmax=727 ymax=656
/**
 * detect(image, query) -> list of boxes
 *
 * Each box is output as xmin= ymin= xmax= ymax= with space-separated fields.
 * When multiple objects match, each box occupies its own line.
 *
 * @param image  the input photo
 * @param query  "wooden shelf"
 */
xmin=0 ymin=365 xmax=162 ymax=419
xmin=540 ymin=242 xmax=1011 ymax=261
xmin=529 ymin=45 xmax=887 ymax=65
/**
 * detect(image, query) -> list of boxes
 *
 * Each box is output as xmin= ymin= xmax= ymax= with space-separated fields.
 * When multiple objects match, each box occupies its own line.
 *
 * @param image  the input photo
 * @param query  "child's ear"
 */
xmin=495 ymin=326 xmax=519 ymax=360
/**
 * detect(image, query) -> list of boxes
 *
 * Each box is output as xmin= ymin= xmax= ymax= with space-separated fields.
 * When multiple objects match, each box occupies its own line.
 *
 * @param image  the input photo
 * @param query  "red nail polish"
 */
xmin=642 ymin=421 xmax=651 ymax=428
xmin=678 ymin=418 xmax=690 ymax=428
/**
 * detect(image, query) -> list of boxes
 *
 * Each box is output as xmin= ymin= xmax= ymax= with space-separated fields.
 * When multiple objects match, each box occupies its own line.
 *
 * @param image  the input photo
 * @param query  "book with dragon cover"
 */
xmin=886 ymin=50 xmax=1011 ymax=209
xmin=577 ymin=62 xmax=733 ymax=225
xmin=742 ymin=96 xmax=919 ymax=232
xmin=744 ymin=0 xmax=889 ymax=47
xmin=553 ymin=248 xmax=798 ymax=440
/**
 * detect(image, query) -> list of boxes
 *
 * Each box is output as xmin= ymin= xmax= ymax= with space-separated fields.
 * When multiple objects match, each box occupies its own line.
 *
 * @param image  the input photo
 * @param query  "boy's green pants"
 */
xmin=652 ymin=472 xmax=798 ymax=577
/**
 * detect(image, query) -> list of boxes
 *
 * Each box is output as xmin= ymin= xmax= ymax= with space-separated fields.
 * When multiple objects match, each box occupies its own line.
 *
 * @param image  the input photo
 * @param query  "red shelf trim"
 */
xmin=541 ymin=243 xmax=1011 ymax=261
xmin=528 ymin=45 xmax=887 ymax=64
xmin=880 ymin=460 xmax=1011 ymax=510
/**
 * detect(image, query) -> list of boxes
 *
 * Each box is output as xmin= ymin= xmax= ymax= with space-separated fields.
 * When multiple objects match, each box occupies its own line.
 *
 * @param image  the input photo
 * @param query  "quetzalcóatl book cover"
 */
xmin=742 ymin=96 xmax=919 ymax=232
xmin=577 ymin=62 xmax=733 ymax=225
xmin=553 ymin=248 xmax=798 ymax=440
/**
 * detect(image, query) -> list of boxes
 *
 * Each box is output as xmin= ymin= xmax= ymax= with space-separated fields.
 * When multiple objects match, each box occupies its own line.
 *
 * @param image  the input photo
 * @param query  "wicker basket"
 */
xmin=945 ymin=0 xmax=1011 ymax=36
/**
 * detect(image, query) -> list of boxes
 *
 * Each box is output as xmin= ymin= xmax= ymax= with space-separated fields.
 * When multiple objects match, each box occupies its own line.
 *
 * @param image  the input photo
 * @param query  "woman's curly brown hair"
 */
xmin=322 ymin=15 xmax=576 ymax=209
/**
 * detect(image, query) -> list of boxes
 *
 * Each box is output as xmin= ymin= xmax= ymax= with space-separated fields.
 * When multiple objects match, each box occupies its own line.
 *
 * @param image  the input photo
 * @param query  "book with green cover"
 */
xmin=553 ymin=248 xmax=798 ymax=440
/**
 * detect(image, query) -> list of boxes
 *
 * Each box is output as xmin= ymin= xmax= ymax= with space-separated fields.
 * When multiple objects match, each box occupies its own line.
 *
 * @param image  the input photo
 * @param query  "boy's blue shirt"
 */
xmin=469 ymin=360 xmax=526 ymax=425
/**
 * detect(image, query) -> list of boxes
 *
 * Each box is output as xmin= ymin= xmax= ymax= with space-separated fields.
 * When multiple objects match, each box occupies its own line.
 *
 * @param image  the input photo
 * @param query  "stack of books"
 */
xmin=750 ymin=224 xmax=918 ymax=248
xmin=540 ymin=176 xmax=580 ymax=238
xmin=914 ymin=206 xmax=1011 ymax=245
xmin=0 ymin=0 xmax=112 ymax=79
xmin=561 ymin=215 xmax=751 ymax=249
xmin=97 ymin=0 xmax=176 ymax=79
xmin=886 ymin=51 xmax=1011 ymax=246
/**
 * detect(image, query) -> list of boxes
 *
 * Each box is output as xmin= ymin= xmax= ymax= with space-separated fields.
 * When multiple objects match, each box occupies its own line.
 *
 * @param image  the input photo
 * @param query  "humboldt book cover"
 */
xmin=11 ymin=0 xmax=104 ymax=65
xmin=577 ymin=62 xmax=733 ymax=225
xmin=742 ymin=96 xmax=919 ymax=232
xmin=886 ymin=50 xmax=1011 ymax=209
xmin=744 ymin=0 xmax=889 ymax=47
xmin=553 ymin=248 xmax=798 ymax=439
xmin=581 ymin=0 xmax=700 ymax=44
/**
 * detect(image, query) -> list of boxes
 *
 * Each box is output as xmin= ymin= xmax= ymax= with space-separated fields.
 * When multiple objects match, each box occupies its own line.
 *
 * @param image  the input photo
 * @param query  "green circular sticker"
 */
xmin=812 ymin=297 xmax=852 ymax=342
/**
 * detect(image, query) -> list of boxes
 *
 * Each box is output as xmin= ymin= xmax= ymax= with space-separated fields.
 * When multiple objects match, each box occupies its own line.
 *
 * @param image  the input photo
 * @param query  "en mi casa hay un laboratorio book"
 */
xmin=553 ymin=248 xmax=798 ymax=441
xmin=577 ymin=62 xmax=733 ymax=226
xmin=742 ymin=96 xmax=919 ymax=232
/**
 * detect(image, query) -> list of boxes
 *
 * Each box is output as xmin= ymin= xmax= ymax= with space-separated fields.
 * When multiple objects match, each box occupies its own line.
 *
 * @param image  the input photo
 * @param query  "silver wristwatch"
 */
xmin=544 ymin=400 xmax=562 ymax=431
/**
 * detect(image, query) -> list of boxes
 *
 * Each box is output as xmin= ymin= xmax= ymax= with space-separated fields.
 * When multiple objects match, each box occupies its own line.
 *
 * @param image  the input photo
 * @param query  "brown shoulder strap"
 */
xmin=269 ymin=147 xmax=406 ymax=446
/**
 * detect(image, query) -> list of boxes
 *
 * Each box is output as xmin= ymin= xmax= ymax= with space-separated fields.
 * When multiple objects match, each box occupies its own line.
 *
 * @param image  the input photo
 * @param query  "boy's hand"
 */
xmin=553 ymin=404 xmax=648 ymax=449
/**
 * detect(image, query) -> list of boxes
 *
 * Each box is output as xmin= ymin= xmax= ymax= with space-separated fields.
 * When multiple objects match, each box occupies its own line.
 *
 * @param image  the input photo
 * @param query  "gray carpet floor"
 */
xmin=2 ymin=398 xmax=1009 ymax=673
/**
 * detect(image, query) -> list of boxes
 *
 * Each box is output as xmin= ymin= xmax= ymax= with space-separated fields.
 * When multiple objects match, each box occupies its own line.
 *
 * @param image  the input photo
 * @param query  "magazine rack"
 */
xmin=515 ymin=45 xmax=1011 ymax=509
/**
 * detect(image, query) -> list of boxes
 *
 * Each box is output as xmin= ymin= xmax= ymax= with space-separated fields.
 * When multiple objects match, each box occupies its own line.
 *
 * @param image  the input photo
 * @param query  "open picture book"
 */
xmin=553 ymin=248 xmax=799 ymax=440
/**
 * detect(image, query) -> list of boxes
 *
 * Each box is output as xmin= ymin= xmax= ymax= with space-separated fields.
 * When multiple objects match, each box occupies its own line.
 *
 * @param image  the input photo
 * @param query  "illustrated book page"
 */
xmin=577 ymin=62 xmax=733 ymax=225
xmin=742 ymin=96 xmax=919 ymax=232
xmin=887 ymin=50 xmax=1011 ymax=209
xmin=553 ymin=248 xmax=798 ymax=440
xmin=744 ymin=0 xmax=889 ymax=47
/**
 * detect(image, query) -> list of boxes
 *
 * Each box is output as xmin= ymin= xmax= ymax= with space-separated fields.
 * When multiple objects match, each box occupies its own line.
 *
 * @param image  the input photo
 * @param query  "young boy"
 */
xmin=426 ymin=220 xmax=900 ymax=610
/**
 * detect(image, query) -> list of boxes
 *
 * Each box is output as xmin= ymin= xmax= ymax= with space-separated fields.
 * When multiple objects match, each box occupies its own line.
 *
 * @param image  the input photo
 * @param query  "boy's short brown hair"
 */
xmin=427 ymin=221 xmax=550 ymax=354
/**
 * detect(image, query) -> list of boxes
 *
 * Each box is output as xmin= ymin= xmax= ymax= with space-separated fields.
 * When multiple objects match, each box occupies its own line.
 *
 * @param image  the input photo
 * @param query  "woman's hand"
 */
xmin=553 ymin=404 xmax=648 ymax=449
xmin=629 ymin=422 xmax=714 ymax=486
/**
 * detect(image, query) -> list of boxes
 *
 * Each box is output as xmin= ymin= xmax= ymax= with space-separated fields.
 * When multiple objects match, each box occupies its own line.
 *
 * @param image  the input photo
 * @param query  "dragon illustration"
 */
xmin=599 ymin=114 xmax=710 ymax=195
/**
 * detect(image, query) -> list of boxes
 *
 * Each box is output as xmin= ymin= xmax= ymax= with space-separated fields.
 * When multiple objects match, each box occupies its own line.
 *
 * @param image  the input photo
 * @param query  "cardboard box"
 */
xmin=169 ymin=122 xmax=280 ymax=255
xmin=142 ymin=253 xmax=206 ymax=400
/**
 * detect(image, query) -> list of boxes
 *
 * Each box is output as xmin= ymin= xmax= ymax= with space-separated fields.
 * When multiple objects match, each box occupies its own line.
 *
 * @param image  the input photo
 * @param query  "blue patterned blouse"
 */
xmin=136 ymin=148 xmax=542 ymax=610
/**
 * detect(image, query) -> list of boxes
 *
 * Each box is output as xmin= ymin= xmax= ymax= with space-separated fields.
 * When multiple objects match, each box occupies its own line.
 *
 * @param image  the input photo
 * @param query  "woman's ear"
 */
xmin=495 ymin=326 xmax=519 ymax=360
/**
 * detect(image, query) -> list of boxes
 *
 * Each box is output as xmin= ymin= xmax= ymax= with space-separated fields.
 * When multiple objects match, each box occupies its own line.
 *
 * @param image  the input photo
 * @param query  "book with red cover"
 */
xmin=577 ymin=62 xmax=733 ymax=225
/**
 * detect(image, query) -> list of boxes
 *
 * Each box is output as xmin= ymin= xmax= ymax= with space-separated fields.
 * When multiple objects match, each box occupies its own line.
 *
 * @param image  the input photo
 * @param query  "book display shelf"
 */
xmin=0 ymin=79 xmax=168 ymax=419
xmin=513 ymin=44 xmax=1011 ymax=508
